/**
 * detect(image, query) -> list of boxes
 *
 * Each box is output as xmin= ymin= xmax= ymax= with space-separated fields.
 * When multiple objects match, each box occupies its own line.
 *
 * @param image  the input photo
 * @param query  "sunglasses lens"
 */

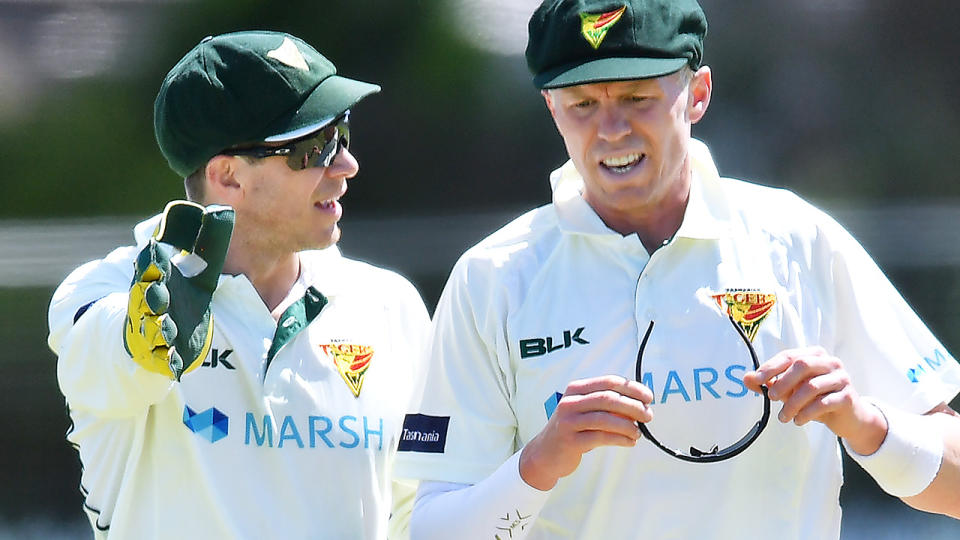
xmin=287 ymin=116 xmax=351 ymax=170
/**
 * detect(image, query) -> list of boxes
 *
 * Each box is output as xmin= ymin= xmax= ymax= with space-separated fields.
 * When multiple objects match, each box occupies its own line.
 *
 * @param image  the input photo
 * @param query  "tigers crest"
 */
xmin=321 ymin=343 xmax=374 ymax=397
xmin=711 ymin=289 xmax=777 ymax=342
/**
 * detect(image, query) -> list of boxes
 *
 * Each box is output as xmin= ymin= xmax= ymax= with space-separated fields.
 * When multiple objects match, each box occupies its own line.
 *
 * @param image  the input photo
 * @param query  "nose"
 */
xmin=596 ymin=105 xmax=630 ymax=142
xmin=326 ymin=147 xmax=359 ymax=179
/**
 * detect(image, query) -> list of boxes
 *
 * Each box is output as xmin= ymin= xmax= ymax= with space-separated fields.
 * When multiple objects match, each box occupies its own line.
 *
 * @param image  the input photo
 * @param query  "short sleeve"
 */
xmin=818 ymin=213 xmax=960 ymax=413
xmin=395 ymin=255 xmax=520 ymax=484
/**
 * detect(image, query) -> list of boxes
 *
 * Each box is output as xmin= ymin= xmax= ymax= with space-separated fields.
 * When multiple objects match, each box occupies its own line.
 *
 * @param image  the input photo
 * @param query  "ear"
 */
xmin=687 ymin=66 xmax=712 ymax=125
xmin=541 ymin=89 xmax=558 ymax=121
xmin=204 ymin=155 xmax=243 ymax=204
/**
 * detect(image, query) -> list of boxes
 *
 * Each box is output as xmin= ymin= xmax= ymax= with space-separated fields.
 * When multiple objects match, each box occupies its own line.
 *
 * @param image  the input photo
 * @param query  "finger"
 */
xmin=767 ymin=351 xmax=837 ymax=402
xmin=565 ymin=375 xmax=654 ymax=404
xmin=565 ymin=410 xmax=645 ymax=440
xmin=574 ymin=429 xmax=641 ymax=451
xmin=780 ymin=371 xmax=851 ymax=424
xmin=155 ymin=201 xmax=205 ymax=251
xmin=192 ymin=206 xmax=235 ymax=290
xmin=745 ymin=350 xmax=797 ymax=388
xmin=558 ymin=390 xmax=653 ymax=424
xmin=134 ymin=242 xmax=169 ymax=284
xmin=168 ymin=348 xmax=185 ymax=381
xmin=144 ymin=281 xmax=170 ymax=315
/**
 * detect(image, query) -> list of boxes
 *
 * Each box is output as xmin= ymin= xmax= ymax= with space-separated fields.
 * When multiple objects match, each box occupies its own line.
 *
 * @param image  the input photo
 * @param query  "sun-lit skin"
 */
xmin=200 ymin=146 xmax=358 ymax=312
xmin=542 ymin=67 xmax=711 ymax=252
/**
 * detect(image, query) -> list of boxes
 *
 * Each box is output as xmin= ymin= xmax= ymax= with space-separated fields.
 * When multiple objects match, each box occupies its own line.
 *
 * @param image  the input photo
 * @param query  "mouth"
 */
xmin=315 ymin=184 xmax=347 ymax=211
xmin=600 ymin=152 xmax=644 ymax=174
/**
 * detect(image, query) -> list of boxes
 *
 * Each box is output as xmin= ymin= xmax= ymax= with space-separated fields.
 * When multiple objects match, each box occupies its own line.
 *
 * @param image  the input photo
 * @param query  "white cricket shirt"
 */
xmin=396 ymin=140 xmax=960 ymax=539
xmin=49 ymin=215 xmax=430 ymax=539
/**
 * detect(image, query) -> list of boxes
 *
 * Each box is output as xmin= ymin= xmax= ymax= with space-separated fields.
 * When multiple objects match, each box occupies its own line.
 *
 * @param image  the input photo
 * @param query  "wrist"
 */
xmin=843 ymin=399 xmax=944 ymax=498
xmin=519 ymin=444 xmax=558 ymax=492
xmin=841 ymin=399 xmax=889 ymax=455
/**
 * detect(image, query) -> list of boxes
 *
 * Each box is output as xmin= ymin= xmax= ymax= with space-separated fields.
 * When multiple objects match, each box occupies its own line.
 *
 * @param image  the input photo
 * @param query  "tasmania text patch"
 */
xmin=397 ymin=414 xmax=450 ymax=453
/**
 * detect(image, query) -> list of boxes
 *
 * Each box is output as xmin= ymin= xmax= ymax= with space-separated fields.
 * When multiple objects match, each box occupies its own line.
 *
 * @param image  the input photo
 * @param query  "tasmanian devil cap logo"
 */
xmin=579 ymin=5 xmax=627 ymax=49
xmin=321 ymin=343 xmax=374 ymax=397
xmin=711 ymin=289 xmax=777 ymax=342
xmin=267 ymin=36 xmax=310 ymax=71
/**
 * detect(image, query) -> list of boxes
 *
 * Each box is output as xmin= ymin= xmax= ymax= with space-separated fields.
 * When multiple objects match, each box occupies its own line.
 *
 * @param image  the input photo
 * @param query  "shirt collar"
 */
xmin=551 ymin=138 xmax=730 ymax=241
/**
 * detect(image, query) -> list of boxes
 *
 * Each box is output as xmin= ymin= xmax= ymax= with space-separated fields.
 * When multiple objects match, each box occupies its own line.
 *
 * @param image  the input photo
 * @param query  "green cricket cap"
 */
xmin=526 ymin=0 xmax=707 ymax=89
xmin=154 ymin=30 xmax=380 ymax=178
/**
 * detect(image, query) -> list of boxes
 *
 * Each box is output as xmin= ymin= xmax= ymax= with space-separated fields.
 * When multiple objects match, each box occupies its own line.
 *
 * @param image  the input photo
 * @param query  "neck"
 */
xmin=590 ymin=163 xmax=692 ymax=255
xmin=222 ymin=235 xmax=300 ymax=314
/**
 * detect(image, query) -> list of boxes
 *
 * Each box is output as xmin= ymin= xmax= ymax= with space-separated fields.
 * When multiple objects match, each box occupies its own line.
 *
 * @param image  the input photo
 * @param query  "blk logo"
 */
xmin=519 ymin=328 xmax=589 ymax=358
xmin=183 ymin=405 xmax=229 ymax=443
xmin=203 ymin=348 xmax=235 ymax=370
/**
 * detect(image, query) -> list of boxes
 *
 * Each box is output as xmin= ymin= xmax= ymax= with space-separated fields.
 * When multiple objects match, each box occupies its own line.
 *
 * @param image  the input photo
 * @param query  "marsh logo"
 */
xmin=183 ymin=405 xmax=229 ymax=443
xmin=907 ymin=349 xmax=952 ymax=383
xmin=544 ymin=392 xmax=563 ymax=419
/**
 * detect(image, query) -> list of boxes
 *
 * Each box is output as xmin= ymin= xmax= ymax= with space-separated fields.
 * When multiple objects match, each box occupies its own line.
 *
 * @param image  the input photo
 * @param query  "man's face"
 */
xmin=229 ymin=146 xmax=359 ymax=254
xmin=543 ymin=68 xmax=710 ymax=224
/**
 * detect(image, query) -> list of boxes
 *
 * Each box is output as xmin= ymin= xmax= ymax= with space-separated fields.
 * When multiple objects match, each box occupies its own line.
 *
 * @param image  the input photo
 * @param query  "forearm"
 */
xmin=56 ymin=292 xmax=173 ymax=417
xmin=843 ymin=401 xmax=960 ymax=519
xmin=410 ymin=452 xmax=551 ymax=540
xmin=903 ymin=409 xmax=960 ymax=518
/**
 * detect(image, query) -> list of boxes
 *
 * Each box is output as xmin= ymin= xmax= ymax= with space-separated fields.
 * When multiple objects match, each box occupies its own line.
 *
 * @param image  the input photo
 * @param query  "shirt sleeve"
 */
xmin=49 ymin=246 xmax=174 ymax=418
xmin=814 ymin=211 xmax=960 ymax=413
xmin=408 ymin=452 xmax=551 ymax=540
xmin=395 ymin=252 xmax=520 ymax=484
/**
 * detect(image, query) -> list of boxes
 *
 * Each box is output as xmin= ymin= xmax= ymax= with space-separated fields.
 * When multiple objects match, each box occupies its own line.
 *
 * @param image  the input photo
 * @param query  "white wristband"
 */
xmin=843 ymin=400 xmax=943 ymax=497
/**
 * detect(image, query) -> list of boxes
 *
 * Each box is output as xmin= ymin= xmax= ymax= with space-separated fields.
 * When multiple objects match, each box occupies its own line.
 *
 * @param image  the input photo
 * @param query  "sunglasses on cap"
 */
xmin=224 ymin=111 xmax=350 ymax=170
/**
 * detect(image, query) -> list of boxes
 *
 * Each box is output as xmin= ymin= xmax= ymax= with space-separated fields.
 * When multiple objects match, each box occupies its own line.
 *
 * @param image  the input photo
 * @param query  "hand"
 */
xmin=743 ymin=347 xmax=886 ymax=454
xmin=519 ymin=375 xmax=653 ymax=491
xmin=123 ymin=201 xmax=234 ymax=381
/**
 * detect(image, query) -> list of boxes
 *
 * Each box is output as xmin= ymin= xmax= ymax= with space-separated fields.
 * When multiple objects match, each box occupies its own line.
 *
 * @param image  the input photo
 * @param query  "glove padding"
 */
xmin=124 ymin=201 xmax=234 ymax=380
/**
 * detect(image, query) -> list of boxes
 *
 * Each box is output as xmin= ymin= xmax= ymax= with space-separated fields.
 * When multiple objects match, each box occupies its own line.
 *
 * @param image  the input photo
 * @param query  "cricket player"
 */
xmin=48 ymin=31 xmax=429 ymax=539
xmin=395 ymin=1 xmax=960 ymax=538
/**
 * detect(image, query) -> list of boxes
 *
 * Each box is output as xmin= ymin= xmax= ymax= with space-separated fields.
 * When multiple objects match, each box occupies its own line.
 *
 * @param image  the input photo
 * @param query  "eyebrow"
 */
xmin=560 ymin=80 xmax=660 ymax=100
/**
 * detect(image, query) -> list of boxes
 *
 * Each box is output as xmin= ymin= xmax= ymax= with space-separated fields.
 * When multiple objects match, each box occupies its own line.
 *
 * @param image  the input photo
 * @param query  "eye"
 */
xmin=572 ymin=99 xmax=596 ymax=109
xmin=627 ymin=95 xmax=650 ymax=104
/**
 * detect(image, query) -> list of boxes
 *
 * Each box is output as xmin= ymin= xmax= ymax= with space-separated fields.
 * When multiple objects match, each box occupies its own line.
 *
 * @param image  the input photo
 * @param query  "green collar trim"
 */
xmin=264 ymin=286 xmax=328 ymax=374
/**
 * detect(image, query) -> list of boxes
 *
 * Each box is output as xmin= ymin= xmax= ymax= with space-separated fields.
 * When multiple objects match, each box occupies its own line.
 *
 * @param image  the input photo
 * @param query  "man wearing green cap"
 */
xmin=395 ymin=1 xmax=960 ymax=538
xmin=48 ymin=31 xmax=429 ymax=539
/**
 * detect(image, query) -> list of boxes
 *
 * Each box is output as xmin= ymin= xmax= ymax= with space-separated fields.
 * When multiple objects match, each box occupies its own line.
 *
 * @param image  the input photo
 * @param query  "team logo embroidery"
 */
xmin=710 ymin=289 xmax=777 ymax=342
xmin=579 ymin=6 xmax=627 ymax=49
xmin=267 ymin=37 xmax=310 ymax=71
xmin=321 ymin=343 xmax=374 ymax=397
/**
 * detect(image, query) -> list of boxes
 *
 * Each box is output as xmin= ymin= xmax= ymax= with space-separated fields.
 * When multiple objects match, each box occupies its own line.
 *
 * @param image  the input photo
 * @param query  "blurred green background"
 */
xmin=2 ymin=0 xmax=959 ymax=538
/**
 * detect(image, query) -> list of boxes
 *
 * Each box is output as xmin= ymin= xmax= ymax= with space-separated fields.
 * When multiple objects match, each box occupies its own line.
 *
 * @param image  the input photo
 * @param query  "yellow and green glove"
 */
xmin=123 ymin=201 xmax=234 ymax=381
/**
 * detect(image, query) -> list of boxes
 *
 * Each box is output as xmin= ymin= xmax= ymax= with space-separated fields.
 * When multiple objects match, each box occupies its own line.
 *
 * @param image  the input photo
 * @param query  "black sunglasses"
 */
xmin=635 ymin=317 xmax=770 ymax=463
xmin=224 ymin=111 xmax=350 ymax=170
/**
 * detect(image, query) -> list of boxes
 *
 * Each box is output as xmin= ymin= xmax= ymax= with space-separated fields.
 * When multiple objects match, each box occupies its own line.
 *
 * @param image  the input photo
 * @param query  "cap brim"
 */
xmin=263 ymin=75 xmax=380 ymax=142
xmin=535 ymin=57 xmax=688 ymax=89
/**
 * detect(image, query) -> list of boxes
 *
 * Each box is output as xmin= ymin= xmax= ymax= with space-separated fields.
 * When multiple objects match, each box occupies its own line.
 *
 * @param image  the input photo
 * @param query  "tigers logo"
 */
xmin=321 ymin=343 xmax=374 ymax=397
xmin=580 ymin=6 xmax=627 ymax=49
xmin=711 ymin=289 xmax=777 ymax=342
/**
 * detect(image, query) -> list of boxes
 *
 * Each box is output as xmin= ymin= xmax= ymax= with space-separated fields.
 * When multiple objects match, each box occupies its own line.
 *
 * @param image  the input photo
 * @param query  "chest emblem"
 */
xmin=710 ymin=289 xmax=777 ymax=342
xmin=321 ymin=343 xmax=374 ymax=397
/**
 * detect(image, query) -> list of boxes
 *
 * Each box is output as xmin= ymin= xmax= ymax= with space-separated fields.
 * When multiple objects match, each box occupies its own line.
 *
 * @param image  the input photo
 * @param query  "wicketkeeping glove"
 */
xmin=123 ymin=201 xmax=234 ymax=381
